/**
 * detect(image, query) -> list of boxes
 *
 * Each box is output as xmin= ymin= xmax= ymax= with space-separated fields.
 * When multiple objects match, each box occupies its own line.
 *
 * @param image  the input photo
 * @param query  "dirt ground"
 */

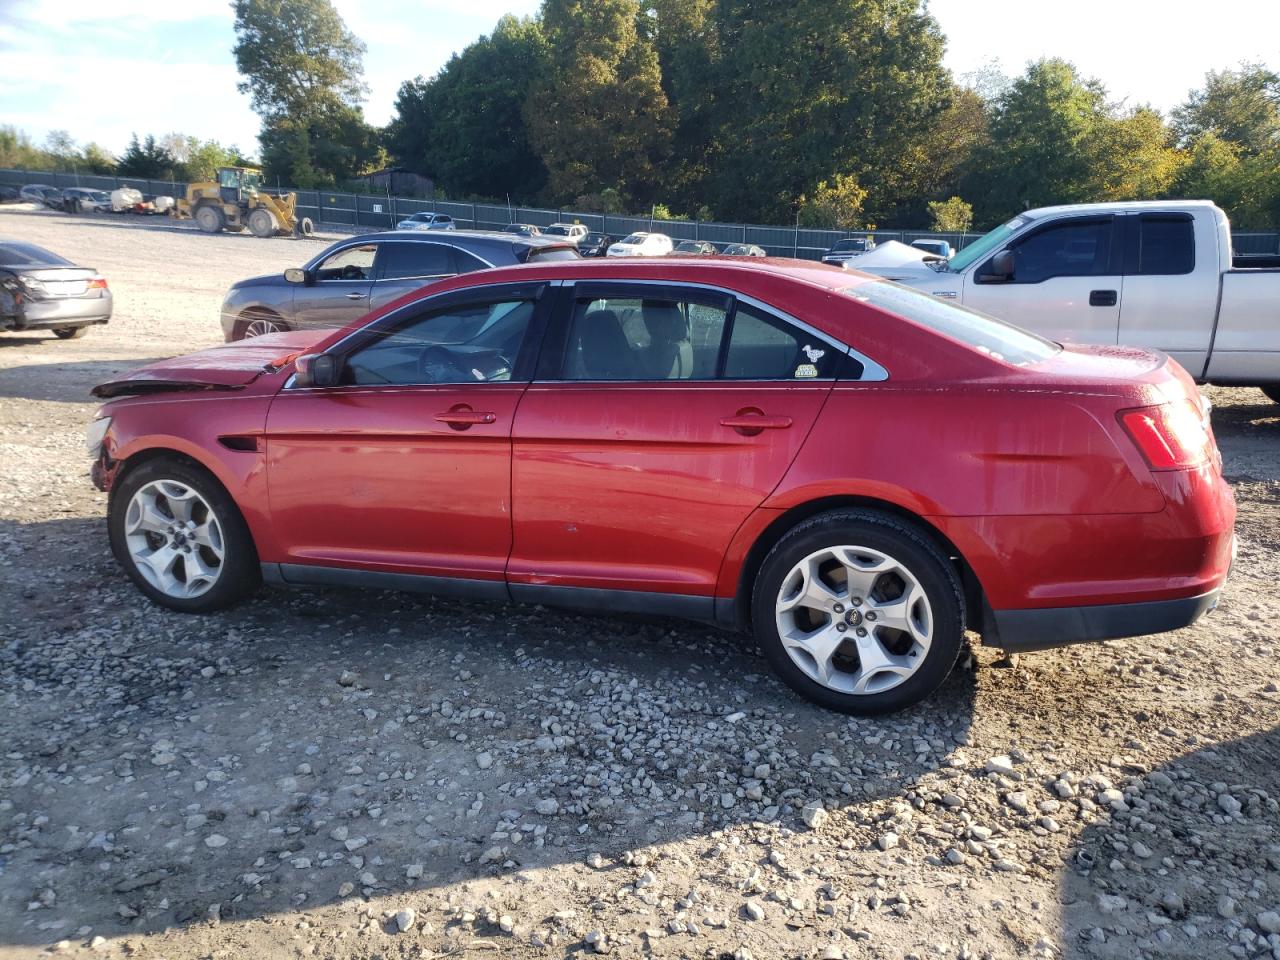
xmin=1 ymin=205 xmax=1277 ymax=960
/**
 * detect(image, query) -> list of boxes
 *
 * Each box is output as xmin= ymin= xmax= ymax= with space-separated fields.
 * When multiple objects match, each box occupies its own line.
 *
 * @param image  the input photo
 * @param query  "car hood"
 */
xmin=230 ymin=271 xmax=289 ymax=291
xmin=91 ymin=330 xmax=326 ymax=398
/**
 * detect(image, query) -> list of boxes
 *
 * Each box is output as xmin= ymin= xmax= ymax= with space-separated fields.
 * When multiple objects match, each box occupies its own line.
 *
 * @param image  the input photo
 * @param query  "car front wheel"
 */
xmin=109 ymin=458 xmax=259 ymax=612
xmin=752 ymin=510 xmax=965 ymax=714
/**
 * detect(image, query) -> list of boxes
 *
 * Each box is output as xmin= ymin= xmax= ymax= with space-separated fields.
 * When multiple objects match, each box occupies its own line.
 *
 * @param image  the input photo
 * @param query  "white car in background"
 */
xmin=606 ymin=232 xmax=674 ymax=257
xmin=543 ymin=222 xmax=588 ymax=245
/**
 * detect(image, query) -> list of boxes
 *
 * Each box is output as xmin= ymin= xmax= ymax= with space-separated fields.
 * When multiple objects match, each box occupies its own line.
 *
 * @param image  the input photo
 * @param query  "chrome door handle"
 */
xmin=345 ymin=292 xmax=364 ymax=300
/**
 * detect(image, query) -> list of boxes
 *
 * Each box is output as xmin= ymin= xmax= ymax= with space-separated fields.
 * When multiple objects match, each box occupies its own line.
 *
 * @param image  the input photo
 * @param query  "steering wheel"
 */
xmin=416 ymin=346 xmax=512 ymax=384
xmin=340 ymin=264 xmax=365 ymax=280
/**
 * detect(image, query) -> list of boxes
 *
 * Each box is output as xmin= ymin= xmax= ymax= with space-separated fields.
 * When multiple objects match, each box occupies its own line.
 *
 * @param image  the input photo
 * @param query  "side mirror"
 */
xmin=982 ymin=249 xmax=1015 ymax=282
xmin=294 ymin=353 xmax=341 ymax=388
xmin=284 ymin=267 xmax=308 ymax=284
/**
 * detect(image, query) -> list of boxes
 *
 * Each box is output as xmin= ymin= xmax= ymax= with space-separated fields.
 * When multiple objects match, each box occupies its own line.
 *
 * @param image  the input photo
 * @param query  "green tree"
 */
xmin=1172 ymin=64 xmax=1280 ymax=154
xmin=525 ymin=0 xmax=672 ymax=205
xmin=965 ymin=59 xmax=1107 ymax=221
xmin=702 ymin=0 xmax=950 ymax=223
xmin=1087 ymin=106 xmax=1183 ymax=200
xmin=0 ymin=126 xmax=51 ymax=169
xmin=387 ymin=15 xmax=548 ymax=200
xmin=232 ymin=0 xmax=379 ymax=186
xmin=117 ymin=134 xmax=177 ymax=179
xmin=231 ymin=0 xmax=366 ymax=115
xmin=927 ymin=196 xmax=973 ymax=232
xmin=648 ymin=0 xmax=718 ymax=211
xmin=796 ymin=174 xmax=867 ymax=229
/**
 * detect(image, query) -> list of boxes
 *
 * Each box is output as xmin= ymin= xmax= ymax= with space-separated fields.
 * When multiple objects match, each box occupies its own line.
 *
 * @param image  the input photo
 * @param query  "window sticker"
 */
xmin=802 ymin=344 xmax=825 ymax=363
xmin=795 ymin=363 xmax=819 ymax=378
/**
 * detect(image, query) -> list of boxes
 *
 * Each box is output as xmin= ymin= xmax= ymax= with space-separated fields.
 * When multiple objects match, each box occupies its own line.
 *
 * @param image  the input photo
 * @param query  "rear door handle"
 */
xmin=720 ymin=414 xmax=793 ymax=436
xmin=1089 ymin=289 xmax=1117 ymax=307
xmin=345 ymin=292 xmax=365 ymax=300
xmin=435 ymin=410 xmax=497 ymax=429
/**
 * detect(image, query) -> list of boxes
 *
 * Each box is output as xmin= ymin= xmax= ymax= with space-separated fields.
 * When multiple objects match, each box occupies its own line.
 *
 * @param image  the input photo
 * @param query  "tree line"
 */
xmin=4 ymin=0 xmax=1278 ymax=232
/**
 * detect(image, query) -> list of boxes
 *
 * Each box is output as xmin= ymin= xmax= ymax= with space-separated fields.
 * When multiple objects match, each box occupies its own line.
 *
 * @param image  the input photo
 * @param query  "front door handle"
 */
xmin=720 ymin=413 xmax=793 ymax=436
xmin=436 ymin=409 xmax=497 ymax=429
xmin=1089 ymin=289 xmax=1117 ymax=307
xmin=345 ymin=292 xmax=365 ymax=300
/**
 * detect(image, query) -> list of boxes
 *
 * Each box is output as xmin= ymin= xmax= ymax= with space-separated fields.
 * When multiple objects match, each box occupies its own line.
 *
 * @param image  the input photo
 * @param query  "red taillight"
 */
xmin=1118 ymin=402 xmax=1211 ymax=471
xmin=88 ymin=277 xmax=108 ymax=289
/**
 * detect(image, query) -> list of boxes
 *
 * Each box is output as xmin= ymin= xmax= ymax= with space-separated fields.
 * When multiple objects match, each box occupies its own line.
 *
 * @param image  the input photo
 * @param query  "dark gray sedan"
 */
xmin=0 ymin=239 xmax=112 ymax=339
xmin=220 ymin=230 xmax=578 ymax=340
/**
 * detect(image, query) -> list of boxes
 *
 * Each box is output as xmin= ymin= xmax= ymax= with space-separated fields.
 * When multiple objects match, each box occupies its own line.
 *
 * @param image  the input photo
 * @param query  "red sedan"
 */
xmin=87 ymin=258 xmax=1236 ymax=714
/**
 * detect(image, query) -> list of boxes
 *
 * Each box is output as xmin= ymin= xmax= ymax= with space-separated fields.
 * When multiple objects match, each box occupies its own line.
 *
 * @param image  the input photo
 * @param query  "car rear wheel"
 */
xmin=109 ymin=458 xmax=259 ymax=613
xmin=752 ymin=510 xmax=964 ymax=714
xmin=195 ymin=204 xmax=225 ymax=234
xmin=53 ymin=326 xmax=89 ymax=339
xmin=1261 ymin=385 xmax=1280 ymax=405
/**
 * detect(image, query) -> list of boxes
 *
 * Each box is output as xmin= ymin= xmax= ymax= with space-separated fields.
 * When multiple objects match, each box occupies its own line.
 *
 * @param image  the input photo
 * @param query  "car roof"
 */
xmin=423 ymin=254 xmax=875 ymax=293
xmin=1021 ymin=199 xmax=1216 ymax=220
xmin=349 ymin=229 xmax=572 ymax=250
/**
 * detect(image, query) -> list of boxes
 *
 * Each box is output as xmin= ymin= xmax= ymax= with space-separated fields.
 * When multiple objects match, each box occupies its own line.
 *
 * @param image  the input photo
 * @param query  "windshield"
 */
xmin=621 ymin=233 xmax=646 ymax=244
xmin=584 ymin=233 xmax=605 ymax=243
xmin=847 ymin=280 xmax=1059 ymax=367
xmin=947 ymin=216 xmax=1032 ymax=272
xmin=409 ymin=213 xmax=433 ymax=221
xmin=833 ymin=239 xmax=869 ymax=252
xmin=240 ymin=171 xmax=262 ymax=192
xmin=544 ymin=225 xmax=570 ymax=236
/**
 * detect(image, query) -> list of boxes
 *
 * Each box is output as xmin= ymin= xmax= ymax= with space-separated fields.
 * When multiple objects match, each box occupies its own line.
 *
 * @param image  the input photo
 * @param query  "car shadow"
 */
xmin=1059 ymin=725 xmax=1280 ymax=958
xmin=0 ymin=357 xmax=166 ymax=403
xmin=0 ymin=515 xmax=979 ymax=949
xmin=0 ymin=206 xmax=334 ymax=243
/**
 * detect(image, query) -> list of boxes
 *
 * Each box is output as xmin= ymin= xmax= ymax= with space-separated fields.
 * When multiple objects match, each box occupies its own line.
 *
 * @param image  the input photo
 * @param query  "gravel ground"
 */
xmin=1 ymin=205 xmax=1278 ymax=960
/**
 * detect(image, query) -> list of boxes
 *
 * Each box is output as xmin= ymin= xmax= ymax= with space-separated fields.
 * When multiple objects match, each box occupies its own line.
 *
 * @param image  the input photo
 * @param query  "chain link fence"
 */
xmin=6 ymin=168 xmax=1279 ymax=260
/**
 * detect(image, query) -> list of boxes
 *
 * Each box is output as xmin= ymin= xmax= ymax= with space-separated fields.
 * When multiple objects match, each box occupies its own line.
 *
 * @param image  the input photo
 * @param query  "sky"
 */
xmin=1 ymin=0 xmax=1277 ymax=159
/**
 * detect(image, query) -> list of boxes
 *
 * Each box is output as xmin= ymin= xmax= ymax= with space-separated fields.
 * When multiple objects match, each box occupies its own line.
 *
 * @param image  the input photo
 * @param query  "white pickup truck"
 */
xmin=859 ymin=200 xmax=1280 ymax=403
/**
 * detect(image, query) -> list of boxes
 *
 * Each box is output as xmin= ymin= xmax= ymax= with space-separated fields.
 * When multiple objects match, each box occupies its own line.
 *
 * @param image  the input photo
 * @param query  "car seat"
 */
xmin=640 ymin=300 xmax=693 ymax=379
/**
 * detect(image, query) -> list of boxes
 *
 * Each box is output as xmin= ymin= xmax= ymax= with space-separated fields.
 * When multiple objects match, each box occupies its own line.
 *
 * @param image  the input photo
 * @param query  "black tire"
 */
xmin=1261 ymin=385 xmax=1280 ymax=405
xmin=109 ymin=457 xmax=260 ymax=613
xmin=195 ymin=204 xmax=226 ymax=234
xmin=295 ymin=216 xmax=314 ymax=238
xmin=53 ymin=326 xmax=89 ymax=339
xmin=248 ymin=208 xmax=277 ymax=238
xmin=751 ymin=509 xmax=965 ymax=715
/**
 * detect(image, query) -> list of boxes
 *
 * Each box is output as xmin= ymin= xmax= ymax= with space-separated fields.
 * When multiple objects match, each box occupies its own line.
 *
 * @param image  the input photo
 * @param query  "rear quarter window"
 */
xmin=847 ymin=281 xmax=1059 ymax=366
xmin=1134 ymin=215 xmax=1194 ymax=275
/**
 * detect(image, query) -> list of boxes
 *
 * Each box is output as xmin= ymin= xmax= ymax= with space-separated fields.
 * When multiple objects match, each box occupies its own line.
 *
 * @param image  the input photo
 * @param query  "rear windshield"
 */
xmin=526 ymin=247 xmax=580 ymax=262
xmin=847 ymin=281 xmax=1060 ymax=366
xmin=0 ymin=242 xmax=71 ymax=266
xmin=833 ymin=239 xmax=869 ymax=252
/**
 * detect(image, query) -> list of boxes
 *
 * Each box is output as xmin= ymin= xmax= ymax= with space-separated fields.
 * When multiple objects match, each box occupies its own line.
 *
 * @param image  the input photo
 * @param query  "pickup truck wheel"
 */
xmin=1260 ymin=385 xmax=1280 ymax=405
xmin=752 ymin=510 xmax=964 ymax=715
xmin=109 ymin=458 xmax=259 ymax=613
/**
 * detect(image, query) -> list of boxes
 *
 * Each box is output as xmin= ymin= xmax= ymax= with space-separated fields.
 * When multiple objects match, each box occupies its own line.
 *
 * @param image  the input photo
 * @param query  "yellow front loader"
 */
xmin=172 ymin=167 xmax=313 ymax=238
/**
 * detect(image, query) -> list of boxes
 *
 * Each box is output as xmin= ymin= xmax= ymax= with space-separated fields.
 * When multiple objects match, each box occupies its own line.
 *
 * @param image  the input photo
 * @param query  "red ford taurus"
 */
xmin=87 ymin=258 xmax=1236 ymax=714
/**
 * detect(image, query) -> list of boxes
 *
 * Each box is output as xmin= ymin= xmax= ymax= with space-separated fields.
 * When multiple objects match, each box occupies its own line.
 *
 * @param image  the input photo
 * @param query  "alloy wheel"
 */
xmin=123 ymin=480 xmax=225 ymax=599
xmin=243 ymin=317 xmax=283 ymax=338
xmin=774 ymin=545 xmax=933 ymax=696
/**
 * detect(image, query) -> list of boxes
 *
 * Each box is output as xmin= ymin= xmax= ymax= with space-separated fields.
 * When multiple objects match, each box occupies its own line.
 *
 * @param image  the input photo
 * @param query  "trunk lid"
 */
xmin=92 ymin=329 xmax=325 ymax=398
xmin=21 ymin=267 xmax=97 ymax=298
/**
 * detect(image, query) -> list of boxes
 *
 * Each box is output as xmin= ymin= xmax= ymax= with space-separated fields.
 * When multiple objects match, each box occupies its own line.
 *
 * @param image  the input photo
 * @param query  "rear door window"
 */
xmin=724 ymin=304 xmax=840 ymax=380
xmin=1132 ymin=215 xmax=1194 ymax=275
xmin=376 ymin=242 xmax=454 ymax=280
